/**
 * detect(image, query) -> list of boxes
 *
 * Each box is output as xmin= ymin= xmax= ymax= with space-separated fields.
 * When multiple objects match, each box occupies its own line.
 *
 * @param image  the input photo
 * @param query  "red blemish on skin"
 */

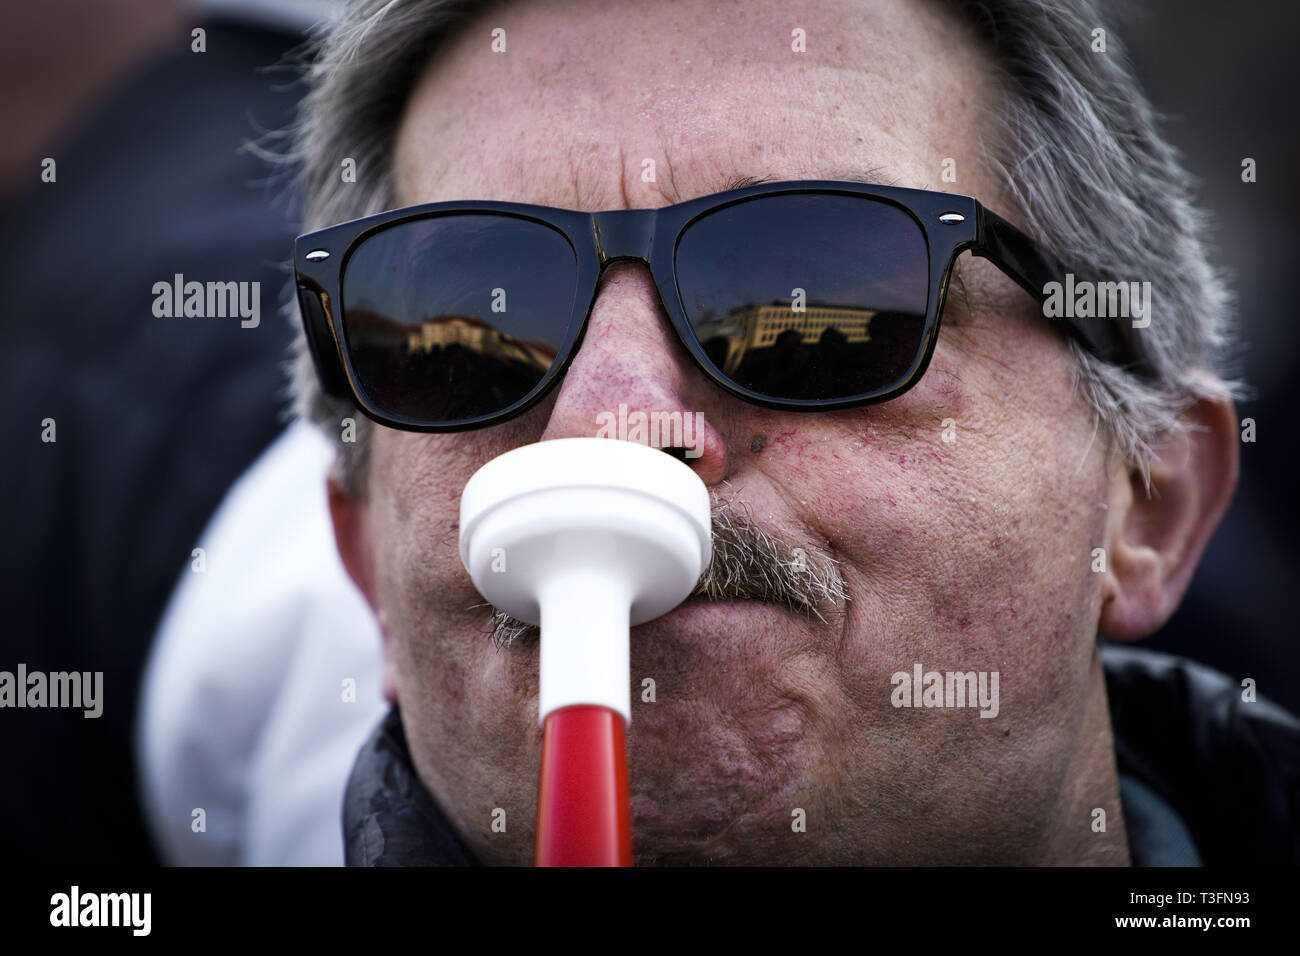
xmin=449 ymin=520 xmax=459 ymax=531
xmin=957 ymin=615 xmax=972 ymax=628
xmin=897 ymin=454 xmax=906 ymax=469
xmin=929 ymin=366 xmax=962 ymax=399
xmin=771 ymin=428 xmax=798 ymax=446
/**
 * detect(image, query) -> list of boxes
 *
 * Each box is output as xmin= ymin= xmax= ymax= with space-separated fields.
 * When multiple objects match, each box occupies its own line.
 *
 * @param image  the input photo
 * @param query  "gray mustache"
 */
xmin=481 ymin=496 xmax=848 ymax=648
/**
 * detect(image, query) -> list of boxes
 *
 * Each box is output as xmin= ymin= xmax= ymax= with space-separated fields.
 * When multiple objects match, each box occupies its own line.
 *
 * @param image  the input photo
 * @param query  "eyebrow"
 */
xmin=717 ymin=167 xmax=900 ymax=194
xmin=720 ymin=173 xmax=772 ymax=191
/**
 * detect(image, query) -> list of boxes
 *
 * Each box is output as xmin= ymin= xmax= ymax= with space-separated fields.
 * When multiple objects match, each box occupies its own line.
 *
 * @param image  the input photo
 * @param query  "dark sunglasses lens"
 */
xmin=675 ymin=194 xmax=930 ymax=402
xmin=341 ymin=214 xmax=577 ymax=424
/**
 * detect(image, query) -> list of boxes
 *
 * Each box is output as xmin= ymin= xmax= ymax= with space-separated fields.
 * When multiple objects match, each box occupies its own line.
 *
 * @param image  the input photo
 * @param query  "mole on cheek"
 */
xmin=749 ymin=435 xmax=766 ymax=454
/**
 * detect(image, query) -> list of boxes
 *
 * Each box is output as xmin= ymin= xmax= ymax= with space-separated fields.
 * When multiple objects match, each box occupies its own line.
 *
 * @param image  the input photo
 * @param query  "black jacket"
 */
xmin=342 ymin=645 xmax=1300 ymax=865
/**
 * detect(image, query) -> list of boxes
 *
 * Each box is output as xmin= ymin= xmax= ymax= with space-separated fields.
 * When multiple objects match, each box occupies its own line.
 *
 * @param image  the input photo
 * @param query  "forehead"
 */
xmin=393 ymin=0 xmax=1001 ymax=210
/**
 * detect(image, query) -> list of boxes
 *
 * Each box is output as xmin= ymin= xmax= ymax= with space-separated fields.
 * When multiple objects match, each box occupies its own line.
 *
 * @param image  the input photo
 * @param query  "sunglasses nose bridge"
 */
xmin=592 ymin=209 xmax=655 ymax=266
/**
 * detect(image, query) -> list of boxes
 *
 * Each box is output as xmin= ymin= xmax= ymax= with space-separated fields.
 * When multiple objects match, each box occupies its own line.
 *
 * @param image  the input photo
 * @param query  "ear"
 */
xmin=328 ymin=477 xmax=398 ymax=704
xmin=1098 ymin=395 xmax=1239 ymax=640
xmin=328 ymin=476 xmax=376 ymax=606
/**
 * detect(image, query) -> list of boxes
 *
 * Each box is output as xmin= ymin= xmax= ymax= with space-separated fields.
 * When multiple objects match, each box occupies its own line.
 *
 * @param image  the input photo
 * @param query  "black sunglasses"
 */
xmin=294 ymin=179 xmax=1138 ymax=432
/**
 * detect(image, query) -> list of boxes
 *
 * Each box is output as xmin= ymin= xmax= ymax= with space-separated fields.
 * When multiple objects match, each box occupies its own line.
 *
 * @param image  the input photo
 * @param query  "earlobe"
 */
xmin=1099 ymin=396 xmax=1239 ymax=641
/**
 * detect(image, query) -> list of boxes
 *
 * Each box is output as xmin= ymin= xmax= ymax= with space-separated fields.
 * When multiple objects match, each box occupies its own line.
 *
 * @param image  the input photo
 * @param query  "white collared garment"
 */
xmin=136 ymin=421 xmax=385 ymax=865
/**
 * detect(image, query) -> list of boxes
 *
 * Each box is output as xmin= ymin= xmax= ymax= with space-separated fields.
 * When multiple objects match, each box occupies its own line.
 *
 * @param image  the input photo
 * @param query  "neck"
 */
xmin=1040 ymin=645 xmax=1131 ymax=865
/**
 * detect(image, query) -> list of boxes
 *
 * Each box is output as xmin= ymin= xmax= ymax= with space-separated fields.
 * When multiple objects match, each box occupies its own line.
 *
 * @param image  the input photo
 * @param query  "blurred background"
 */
xmin=0 ymin=0 xmax=1295 ymax=865
xmin=1123 ymin=1 xmax=1300 ymax=713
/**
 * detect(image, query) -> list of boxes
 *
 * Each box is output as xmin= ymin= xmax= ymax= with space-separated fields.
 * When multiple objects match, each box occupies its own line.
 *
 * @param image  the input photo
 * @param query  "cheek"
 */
xmin=366 ymin=433 xmax=483 ymax=708
xmin=368 ymin=427 xmax=550 ymax=806
xmin=369 ymin=417 xmax=546 ymax=607
xmin=369 ymin=436 xmax=464 ymax=610
xmin=756 ymin=343 xmax=1108 ymax=708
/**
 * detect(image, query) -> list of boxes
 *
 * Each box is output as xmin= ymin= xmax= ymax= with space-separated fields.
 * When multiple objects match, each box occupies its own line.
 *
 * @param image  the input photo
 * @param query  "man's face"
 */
xmin=354 ymin=0 xmax=1128 ymax=863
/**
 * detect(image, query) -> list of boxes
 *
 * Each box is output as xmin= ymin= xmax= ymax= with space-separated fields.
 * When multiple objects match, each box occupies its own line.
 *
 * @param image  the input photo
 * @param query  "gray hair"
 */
xmin=283 ymin=0 xmax=1240 ymax=497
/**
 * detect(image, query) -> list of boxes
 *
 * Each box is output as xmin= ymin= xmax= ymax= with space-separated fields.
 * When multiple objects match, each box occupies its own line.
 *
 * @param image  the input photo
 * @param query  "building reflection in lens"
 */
xmin=693 ymin=300 xmax=922 ymax=400
xmin=346 ymin=308 xmax=557 ymax=421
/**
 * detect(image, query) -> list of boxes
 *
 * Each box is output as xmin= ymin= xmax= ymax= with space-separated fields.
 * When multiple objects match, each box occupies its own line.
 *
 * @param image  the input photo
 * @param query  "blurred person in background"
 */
xmin=0 ymin=0 xmax=336 ymax=865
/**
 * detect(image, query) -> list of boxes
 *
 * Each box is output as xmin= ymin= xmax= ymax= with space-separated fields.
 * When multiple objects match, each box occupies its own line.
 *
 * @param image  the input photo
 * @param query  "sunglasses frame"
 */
xmin=294 ymin=179 xmax=1134 ymax=432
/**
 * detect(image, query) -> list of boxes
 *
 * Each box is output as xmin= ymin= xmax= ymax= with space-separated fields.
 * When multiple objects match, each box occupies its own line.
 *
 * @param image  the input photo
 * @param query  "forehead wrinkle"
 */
xmin=401 ymin=49 xmax=983 ymax=212
xmin=397 ymin=0 xmax=1003 ymax=200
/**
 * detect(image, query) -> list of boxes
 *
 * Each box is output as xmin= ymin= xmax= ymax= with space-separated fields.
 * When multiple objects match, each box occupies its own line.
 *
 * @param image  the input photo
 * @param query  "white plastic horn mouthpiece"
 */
xmin=459 ymin=438 xmax=712 ymax=724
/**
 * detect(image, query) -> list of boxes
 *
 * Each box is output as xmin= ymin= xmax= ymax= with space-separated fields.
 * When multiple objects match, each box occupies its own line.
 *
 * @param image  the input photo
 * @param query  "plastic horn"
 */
xmin=459 ymin=438 xmax=711 ymax=865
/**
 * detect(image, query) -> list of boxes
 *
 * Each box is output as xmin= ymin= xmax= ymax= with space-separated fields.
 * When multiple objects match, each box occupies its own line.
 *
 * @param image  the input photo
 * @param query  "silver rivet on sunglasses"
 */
xmin=305 ymin=249 xmax=331 ymax=261
xmin=938 ymin=212 xmax=965 ymax=224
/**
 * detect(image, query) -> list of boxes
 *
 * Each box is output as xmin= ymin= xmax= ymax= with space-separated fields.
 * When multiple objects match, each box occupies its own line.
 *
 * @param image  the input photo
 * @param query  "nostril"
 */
xmin=659 ymin=446 xmax=691 ymax=463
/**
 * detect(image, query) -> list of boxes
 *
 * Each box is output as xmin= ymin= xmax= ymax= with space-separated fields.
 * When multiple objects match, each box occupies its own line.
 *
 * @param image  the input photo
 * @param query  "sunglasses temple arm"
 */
xmin=974 ymin=209 xmax=1144 ymax=374
xmin=295 ymin=280 xmax=354 ymax=401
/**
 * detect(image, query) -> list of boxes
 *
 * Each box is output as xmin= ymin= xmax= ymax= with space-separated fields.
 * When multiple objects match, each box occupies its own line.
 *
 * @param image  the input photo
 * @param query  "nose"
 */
xmin=537 ymin=260 xmax=729 ymax=485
